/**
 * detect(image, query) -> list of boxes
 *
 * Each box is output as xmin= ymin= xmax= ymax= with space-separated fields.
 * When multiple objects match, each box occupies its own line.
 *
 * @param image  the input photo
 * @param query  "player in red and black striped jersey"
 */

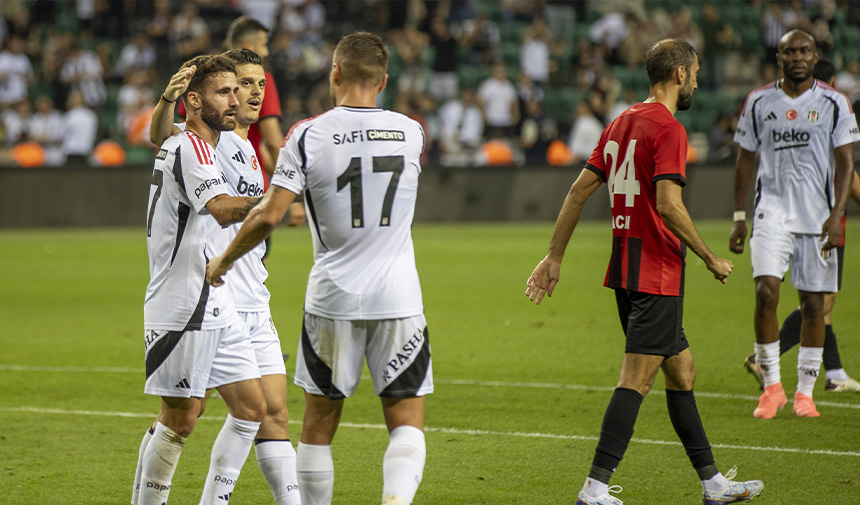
xmin=527 ymin=39 xmax=762 ymax=505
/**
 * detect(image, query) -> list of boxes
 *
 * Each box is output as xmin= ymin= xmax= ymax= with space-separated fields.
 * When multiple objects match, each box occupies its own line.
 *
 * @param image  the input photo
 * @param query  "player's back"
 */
xmin=273 ymin=106 xmax=425 ymax=319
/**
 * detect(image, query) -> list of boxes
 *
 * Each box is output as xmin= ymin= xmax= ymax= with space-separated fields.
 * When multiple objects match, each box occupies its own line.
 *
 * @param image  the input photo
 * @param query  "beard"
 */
xmin=201 ymin=100 xmax=237 ymax=131
xmin=785 ymin=67 xmax=813 ymax=85
xmin=676 ymin=77 xmax=695 ymax=111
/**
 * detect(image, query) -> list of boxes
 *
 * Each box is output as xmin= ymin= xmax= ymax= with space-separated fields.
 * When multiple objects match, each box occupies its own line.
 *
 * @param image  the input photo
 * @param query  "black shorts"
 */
xmin=837 ymin=244 xmax=844 ymax=291
xmin=614 ymin=289 xmax=689 ymax=357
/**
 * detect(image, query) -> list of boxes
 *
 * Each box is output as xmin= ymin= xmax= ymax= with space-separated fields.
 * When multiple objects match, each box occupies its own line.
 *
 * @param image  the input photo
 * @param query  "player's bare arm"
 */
xmin=526 ymin=169 xmax=603 ymax=305
xmin=729 ymin=148 xmax=757 ymax=254
xmin=207 ymin=185 xmax=298 ymax=286
xmin=851 ymin=169 xmax=860 ymax=205
xmin=149 ymin=66 xmax=196 ymax=145
xmin=822 ymin=143 xmax=855 ymax=249
xmin=656 ymin=179 xmax=733 ymax=283
xmin=205 ymin=194 xmax=262 ymax=227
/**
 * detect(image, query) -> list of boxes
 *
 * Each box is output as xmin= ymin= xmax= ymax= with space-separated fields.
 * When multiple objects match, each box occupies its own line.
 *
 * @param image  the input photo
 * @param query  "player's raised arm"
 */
xmin=149 ymin=65 xmax=195 ymax=145
xmin=526 ymin=168 xmax=603 ymax=304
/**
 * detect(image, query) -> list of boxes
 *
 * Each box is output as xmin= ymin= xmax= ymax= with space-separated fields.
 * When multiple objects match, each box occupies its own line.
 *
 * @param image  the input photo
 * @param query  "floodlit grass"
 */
xmin=1 ymin=221 xmax=858 ymax=504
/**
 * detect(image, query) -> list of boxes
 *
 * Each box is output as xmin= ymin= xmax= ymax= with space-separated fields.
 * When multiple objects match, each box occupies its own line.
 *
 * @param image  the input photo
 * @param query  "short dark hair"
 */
xmin=222 ymin=48 xmax=264 ymax=67
xmin=334 ymin=31 xmax=389 ymax=86
xmin=644 ymin=39 xmax=698 ymax=86
xmin=180 ymin=54 xmax=237 ymax=102
xmin=813 ymin=59 xmax=836 ymax=83
xmin=225 ymin=16 xmax=269 ymax=50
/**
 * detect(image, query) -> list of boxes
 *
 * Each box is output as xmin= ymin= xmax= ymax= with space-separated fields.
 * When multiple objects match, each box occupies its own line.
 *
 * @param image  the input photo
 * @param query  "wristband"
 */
xmin=161 ymin=94 xmax=176 ymax=104
xmin=733 ymin=211 xmax=746 ymax=222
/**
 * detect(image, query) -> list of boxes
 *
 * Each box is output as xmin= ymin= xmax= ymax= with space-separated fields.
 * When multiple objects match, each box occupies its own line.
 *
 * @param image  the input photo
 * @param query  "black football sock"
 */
xmin=665 ymin=389 xmax=717 ymax=480
xmin=589 ymin=387 xmax=643 ymax=484
xmin=779 ymin=308 xmax=803 ymax=356
xmin=823 ymin=324 xmax=843 ymax=371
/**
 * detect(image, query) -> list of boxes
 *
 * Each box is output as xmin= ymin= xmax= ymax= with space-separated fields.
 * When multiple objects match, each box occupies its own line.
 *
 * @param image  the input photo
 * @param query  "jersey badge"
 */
xmin=213 ymin=307 xmax=220 ymax=317
xmin=231 ymin=151 xmax=246 ymax=164
xmin=251 ymin=155 xmax=259 ymax=171
xmin=807 ymin=108 xmax=819 ymax=123
xmin=156 ymin=149 xmax=168 ymax=160
xmin=786 ymin=109 xmax=798 ymax=121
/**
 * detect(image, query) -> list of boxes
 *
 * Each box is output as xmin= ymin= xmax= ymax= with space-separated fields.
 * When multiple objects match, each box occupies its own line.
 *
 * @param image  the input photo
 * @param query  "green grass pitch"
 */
xmin=1 ymin=221 xmax=858 ymax=504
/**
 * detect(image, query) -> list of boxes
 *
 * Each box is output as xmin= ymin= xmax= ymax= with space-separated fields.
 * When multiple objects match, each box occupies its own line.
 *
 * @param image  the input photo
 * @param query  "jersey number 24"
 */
xmin=605 ymin=139 xmax=640 ymax=208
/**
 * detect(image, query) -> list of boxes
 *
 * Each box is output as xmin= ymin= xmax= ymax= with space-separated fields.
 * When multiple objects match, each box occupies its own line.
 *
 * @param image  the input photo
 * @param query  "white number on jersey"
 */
xmin=605 ymin=139 xmax=640 ymax=208
xmin=336 ymin=156 xmax=405 ymax=228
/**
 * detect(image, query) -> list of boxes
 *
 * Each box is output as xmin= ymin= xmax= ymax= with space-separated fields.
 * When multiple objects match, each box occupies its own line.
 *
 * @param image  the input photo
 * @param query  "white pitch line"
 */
xmin=2 ymin=364 xmax=859 ymax=410
xmin=3 ymin=406 xmax=859 ymax=458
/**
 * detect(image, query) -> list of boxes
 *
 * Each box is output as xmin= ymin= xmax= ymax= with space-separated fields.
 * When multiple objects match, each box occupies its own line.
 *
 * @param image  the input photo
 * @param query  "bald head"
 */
xmin=778 ymin=29 xmax=815 ymax=53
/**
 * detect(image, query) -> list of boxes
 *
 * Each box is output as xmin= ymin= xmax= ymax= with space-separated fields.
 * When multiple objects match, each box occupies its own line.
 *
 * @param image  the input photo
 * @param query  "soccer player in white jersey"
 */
xmin=135 ymin=54 xmax=268 ymax=505
xmin=730 ymin=30 xmax=860 ymax=419
xmin=146 ymin=48 xmax=301 ymax=505
xmin=206 ymin=32 xmax=432 ymax=505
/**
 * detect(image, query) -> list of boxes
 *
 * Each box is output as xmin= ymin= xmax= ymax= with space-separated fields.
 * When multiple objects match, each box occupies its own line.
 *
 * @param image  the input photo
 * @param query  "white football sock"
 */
xmin=296 ymin=442 xmax=334 ymax=505
xmin=131 ymin=426 xmax=154 ymax=505
xmin=797 ymin=346 xmax=823 ymax=396
xmin=139 ymin=422 xmax=186 ymax=505
xmin=256 ymin=439 xmax=301 ymax=505
xmin=382 ymin=426 xmax=426 ymax=504
xmin=581 ymin=477 xmax=609 ymax=498
xmin=198 ymin=414 xmax=260 ymax=505
xmin=826 ymin=368 xmax=848 ymax=381
xmin=755 ymin=342 xmax=781 ymax=388
xmin=702 ymin=472 xmax=729 ymax=494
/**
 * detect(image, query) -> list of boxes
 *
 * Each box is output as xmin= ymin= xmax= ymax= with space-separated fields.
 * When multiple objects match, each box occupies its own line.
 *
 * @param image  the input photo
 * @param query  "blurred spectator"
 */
xmin=667 ymin=7 xmax=703 ymax=51
xmin=618 ymin=12 xmax=659 ymax=67
xmin=281 ymin=93 xmax=306 ymax=132
xmin=240 ymin=0 xmax=281 ymax=27
xmin=701 ymin=3 xmax=739 ymax=90
xmin=835 ymin=60 xmax=860 ymax=107
xmin=520 ymin=99 xmax=557 ymax=164
xmin=572 ymin=40 xmax=609 ymax=90
xmin=478 ymin=61 xmax=519 ymax=137
xmin=543 ymin=0 xmax=579 ymax=48
xmin=463 ymin=12 xmax=499 ymax=65
xmin=588 ymin=10 xmax=635 ymax=64
xmin=516 ymin=72 xmax=544 ymax=123
xmin=28 ymin=95 xmax=65 ymax=163
xmin=501 ymin=0 xmax=540 ymax=23
xmin=809 ymin=17 xmax=835 ymax=56
xmin=146 ymin=0 xmax=173 ymax=76
xmin=5 ymin=6 xmax=39 ymax=59
xmin=567 ymin=101 xmax=602 ymax=165
xmin=427 ymin=15 xmax=459 ymax=102
xmin=117 ymin=69 xmax=155 ymax=137
xmin=279 ymin=0 xmax=326 ymax=46
xmin=170 ymin=2 xmax=211 ymax=65
xmin=61 ymin=90 xmax=98 ymax=164
xmin=605 ymin=87 xmax=638 ymax=124
xmin=762 ymin=1 xmax=789 ymax=79
xmin=113 ymin=32 xmax=157 ymax=79
xmin=1 ymin=99 xmax=30 ymax=145
xmin=520 ymin=14 xmax=551 ymax=88
xmin=439 ymin=87 xmax=484 ymax=154
xmin=784 ymin=0 xmax=810 ymax=31
xmin=707 ymin=112 xmax=739 ymax=164
xmin=0 ymin=35 xmax=34 ymax=108
xmin=392 ymin=24 xmax=430 ymax=103
xmin=586 ymin=73 xmax=621 ymax=123
xmin=75 ymin=0 xmax=96 ymax=31
xmin=60 ymin=38 xmax=106 ymax=107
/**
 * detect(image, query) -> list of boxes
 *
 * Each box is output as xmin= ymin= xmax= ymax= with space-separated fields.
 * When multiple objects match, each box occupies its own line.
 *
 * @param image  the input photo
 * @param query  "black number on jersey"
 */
xmin=146 ymin=169 xmax=164 ymax=237
xmin=336 ymin=156 xmax=405 ymax=228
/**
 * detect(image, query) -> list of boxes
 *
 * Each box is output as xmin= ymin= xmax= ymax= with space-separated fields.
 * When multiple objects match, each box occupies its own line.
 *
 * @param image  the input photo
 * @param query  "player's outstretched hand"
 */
xmin=821 ymin=214 xmax=843 ymax=251
xmin=526 ymin=256 xmax=561 ymax=305
xmin=729 ymin=220 xmax=747 ymax=254
xmin=164 ymin=65 xmax=196 ymax=103
xmin=706 ymin=256 xmax=733 ymax=284
xmin=287 ymin=202 xmax=307 ymax=227
xmin=206 ymin=255 xmax=233 ymax=287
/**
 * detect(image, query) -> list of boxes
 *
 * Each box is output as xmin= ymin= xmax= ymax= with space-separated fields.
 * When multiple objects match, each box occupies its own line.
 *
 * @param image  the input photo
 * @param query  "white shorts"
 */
xmin=239 ymin=309 xmax=287 ymax=377
xmin=294 ymin=313 xmax=434 ymax=400
xmin=750 ymin=227 xmax=838 ymax=293
xmin=143 ymin=320 xmax=260 ymax=398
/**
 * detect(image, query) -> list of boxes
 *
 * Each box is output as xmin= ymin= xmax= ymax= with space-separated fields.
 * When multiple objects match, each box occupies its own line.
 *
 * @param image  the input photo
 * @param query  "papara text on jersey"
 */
xmin=194 ymin=173 xmax=228 ymax=198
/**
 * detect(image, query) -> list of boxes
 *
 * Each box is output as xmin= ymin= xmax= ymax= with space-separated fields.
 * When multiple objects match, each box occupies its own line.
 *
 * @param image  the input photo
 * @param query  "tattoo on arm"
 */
xmin=229 ymin=197 xmax=262 ymax=222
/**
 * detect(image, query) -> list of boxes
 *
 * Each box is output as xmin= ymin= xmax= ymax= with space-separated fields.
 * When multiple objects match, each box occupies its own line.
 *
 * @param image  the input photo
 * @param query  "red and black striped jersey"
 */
xmin=585 ymin=102 xmax=688 ymax=296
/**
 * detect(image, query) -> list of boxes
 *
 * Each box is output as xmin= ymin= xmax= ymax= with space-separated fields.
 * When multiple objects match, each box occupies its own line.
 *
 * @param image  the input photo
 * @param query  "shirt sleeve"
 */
xmin=832 ymin=100 xmax=860 ymax=149
xmin=179 ymin=133 xmax=230 ymax=214
xmin=584 ymin=129 xmax=607 ymax=182
xmin=734 ymin=92 xmax=759 ymax=151
xmin=652 ymin=122 xmax=687 ymax=184
xmin=260 ymin=74 xmax=282 ymax=120
xmin=270 ymin=124 xmax=307 ymax=195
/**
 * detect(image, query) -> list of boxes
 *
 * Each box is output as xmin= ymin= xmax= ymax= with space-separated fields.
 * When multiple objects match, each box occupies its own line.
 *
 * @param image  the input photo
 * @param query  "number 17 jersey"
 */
xmin=585 ymin=102 xmax=688 ymax=296
xmin=272 ymin=106 xmax=425 ymax=320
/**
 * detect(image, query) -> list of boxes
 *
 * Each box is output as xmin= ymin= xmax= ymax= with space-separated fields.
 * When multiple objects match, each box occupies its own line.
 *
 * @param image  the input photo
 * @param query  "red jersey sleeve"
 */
xmin=177 ymin=100 xmax=186 ymax=118
xmin=584 ymin=130 xmax=608 ymax=182
xmin=651 ymin=122 xmax=687 ymax=185
xmin=259 ymin=72 xmax=282 ymax=120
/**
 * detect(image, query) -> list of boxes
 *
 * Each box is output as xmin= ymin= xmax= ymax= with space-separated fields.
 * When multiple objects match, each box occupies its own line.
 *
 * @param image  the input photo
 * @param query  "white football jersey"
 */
xmin=272 ymin=106 xmax=425 ymax=320
xmin=734 ymin=80 xmax=860 ymax=233
xmin=178 ymin=125 xmax=270 ymax=312
xmin=144 ymin=130 xmax=238 ymax=330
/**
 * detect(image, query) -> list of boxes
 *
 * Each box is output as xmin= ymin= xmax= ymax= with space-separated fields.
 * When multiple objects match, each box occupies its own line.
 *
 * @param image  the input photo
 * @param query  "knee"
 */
xmin=244 ymin=397 xmax=268 ymax=423
xmin=800 ymin=296 xmax=825 ymax=318
xmin=266 ymin=401 xmax=288 ymax=424
xmin=161 ymin=408 xmax=199 ymax=438
xmin=755 ymin=285 xmax=779 ymax=311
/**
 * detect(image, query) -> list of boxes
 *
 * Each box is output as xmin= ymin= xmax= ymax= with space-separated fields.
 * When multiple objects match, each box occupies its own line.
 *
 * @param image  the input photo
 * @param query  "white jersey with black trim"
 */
xmin=734 ymin=79 xmax=860 ymax=233
xmin=144 ymin=130 xmax=238 ymax=330
xmin=178 ymin=125 xmax=270 ymax=312
xmin=271 ymin=106 xmax=425 ymax=320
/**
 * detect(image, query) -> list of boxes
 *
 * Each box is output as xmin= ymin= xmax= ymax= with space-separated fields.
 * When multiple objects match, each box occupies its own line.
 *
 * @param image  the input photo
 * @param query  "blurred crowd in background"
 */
xmin=2 ymin=0 xmax=860 ymax=168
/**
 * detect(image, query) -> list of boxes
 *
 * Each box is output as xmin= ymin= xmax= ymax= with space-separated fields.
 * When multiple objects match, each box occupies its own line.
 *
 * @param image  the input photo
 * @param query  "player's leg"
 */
xmin=297 ymin=393 xmax=343 ymax=505
xmin=246 ymin=311 xmax=301 ymax=505
xmin=822 ymin=247 xmax=859 ymax=391
xmin=366 ymin=316 xmax=433 ymax=505
xmin=662 ymin=350 xmax=763 ymax=503
xmin=199 ymin=322 xmax=266 ymax=505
